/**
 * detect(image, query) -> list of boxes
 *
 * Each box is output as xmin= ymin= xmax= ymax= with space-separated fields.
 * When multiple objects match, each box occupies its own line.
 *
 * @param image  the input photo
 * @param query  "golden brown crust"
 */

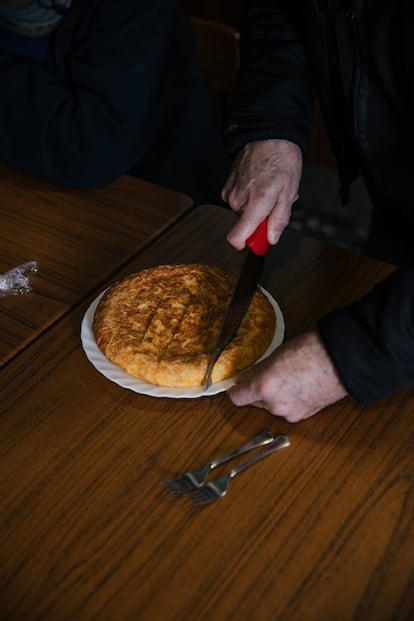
xmin=93 ymin=263 xmax=275 ymax=387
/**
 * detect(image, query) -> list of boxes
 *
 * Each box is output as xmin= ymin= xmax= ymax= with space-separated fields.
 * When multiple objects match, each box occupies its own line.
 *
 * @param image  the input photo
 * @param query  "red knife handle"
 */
xmin=246 ymin=219 xmax=269 ymax=255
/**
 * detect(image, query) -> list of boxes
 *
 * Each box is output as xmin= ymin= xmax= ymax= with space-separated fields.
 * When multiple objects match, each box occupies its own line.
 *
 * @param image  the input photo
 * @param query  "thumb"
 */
xmin=227 ymin=380 xmax=258 ymax=407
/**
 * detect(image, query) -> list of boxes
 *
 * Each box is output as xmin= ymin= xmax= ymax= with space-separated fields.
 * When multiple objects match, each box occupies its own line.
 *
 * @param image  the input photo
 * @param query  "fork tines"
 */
xmin=186 ymin=481 xmax=228 ymax=506
xmin=162 ymin=474 xmax=203 ymax=495
xmin=162 ymin=430 xmax=275 ymax=496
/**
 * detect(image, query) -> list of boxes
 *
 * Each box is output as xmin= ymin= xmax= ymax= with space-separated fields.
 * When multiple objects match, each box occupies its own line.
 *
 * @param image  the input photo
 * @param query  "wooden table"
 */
xmin=0 ymin=162 xmax=193 ymax=367
xmin=1 ymin=204 xmax=413 ymax=621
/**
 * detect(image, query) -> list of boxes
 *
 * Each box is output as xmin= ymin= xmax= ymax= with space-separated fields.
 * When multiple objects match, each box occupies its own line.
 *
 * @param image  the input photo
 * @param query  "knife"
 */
xmin=203 ymin=219 xmax=269 ymax=390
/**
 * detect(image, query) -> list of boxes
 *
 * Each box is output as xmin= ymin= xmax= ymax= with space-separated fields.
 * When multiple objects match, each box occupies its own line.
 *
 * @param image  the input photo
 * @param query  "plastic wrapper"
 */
xmin=0 ymin=261 xmax=38 ymax=297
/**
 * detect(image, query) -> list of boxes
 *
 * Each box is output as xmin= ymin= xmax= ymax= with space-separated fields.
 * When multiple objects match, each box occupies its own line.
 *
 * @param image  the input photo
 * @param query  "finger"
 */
xmin=227 ymin=381 xmax=259 ymax=407
xmin=267 ymin=197 xmax=294 ymax=244
xmin=226 ymin=188 xmax=279 ymax=249
xmin=226 ymin=208 xmax=257 ymax=250
xmin=221 ymin=154 xmax=248 ymax=208
xmin=221 ymin=170 xmax=237 ymax=205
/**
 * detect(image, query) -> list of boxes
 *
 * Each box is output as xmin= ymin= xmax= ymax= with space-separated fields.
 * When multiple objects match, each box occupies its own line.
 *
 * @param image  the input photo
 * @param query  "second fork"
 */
xmin=186 ymin=434 xmax=291 ymax=506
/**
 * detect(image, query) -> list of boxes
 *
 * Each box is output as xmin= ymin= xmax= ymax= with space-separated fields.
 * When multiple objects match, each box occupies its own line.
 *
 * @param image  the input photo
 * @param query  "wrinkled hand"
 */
xmin=227 ymin=331 xmax=348 ymax=423
xmin=222 ymin=139 xmax=302 ymax=250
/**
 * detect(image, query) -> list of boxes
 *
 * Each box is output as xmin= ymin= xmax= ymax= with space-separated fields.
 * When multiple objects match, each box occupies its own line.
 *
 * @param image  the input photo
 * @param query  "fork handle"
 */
xmin=210 ymin=429 xmax=274 ymax=469
xmin=229 ymin=434 xmax=290 ymax=478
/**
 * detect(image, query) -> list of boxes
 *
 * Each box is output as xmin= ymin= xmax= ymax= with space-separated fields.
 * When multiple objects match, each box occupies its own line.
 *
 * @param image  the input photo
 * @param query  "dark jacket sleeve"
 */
xmin=317 ymin=267 xmax=414 ymax=403
xmin=224 ymin=0 xmax=315 ymax=157
xmin=0 ymin=0 xmax=186 ymax=188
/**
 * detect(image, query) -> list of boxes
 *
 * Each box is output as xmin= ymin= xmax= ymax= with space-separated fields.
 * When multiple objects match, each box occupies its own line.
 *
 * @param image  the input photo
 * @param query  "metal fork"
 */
xmin=163 ymin=429 xmax=275 ymax=495
xmin=185 ymin=434 xmax=290 ymax=506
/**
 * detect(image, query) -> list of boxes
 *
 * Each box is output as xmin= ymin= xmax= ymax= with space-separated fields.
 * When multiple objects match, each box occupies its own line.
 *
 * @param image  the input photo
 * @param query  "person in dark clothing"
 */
xmin=0 ymin=0 xmax=230 ymax=204
xmin=221 ymin=1 xmax=414 ymax=422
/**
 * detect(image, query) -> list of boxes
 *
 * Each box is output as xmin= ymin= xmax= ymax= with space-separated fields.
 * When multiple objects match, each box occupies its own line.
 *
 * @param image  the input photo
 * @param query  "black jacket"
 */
xmin=0 ymin=0 xmax=229 ymax=203
xmin=225 ymin=0 xmax=414 ymax=403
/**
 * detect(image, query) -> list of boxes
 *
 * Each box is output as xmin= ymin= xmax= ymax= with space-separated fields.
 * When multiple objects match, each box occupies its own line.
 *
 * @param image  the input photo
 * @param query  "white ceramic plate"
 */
xmin=81 ymin=287 xmax=285 ymax=398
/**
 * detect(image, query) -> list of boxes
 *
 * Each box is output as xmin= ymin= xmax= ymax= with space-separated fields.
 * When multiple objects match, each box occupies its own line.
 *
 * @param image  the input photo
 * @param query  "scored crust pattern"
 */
xmin=93 ymin=263 xmax=276 ymax=388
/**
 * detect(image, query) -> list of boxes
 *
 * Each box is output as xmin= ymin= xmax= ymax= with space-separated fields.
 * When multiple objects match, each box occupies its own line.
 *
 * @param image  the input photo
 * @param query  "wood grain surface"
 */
xmin=0 ymin=163 xmax=193 ymax=366
xmin=1 ymin=205 xmax=413 ymax=621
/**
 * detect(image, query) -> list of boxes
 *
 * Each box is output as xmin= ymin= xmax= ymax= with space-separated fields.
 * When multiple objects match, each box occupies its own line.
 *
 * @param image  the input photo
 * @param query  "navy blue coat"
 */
xmin=0 ymin=0 xmax=229 ymax=203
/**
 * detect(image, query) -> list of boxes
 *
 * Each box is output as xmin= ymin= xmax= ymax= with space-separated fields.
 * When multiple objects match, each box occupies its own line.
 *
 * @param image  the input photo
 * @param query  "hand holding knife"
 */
xmin=203 ymin=219 xmax=269 ymax=390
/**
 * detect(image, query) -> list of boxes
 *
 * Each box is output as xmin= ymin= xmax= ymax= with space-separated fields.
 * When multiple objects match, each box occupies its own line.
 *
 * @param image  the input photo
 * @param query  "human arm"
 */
xmin=318 ymin=267 xmax=414 ymax=403
xmin=222 ymin=0 xmax=315 ymax=247
xmin=228 ymin=267 xmax=414 ymax=421
xmin=227 ymin=331 xmax=348 ymax=423
xmin=0 ymin=0 xmax=184 ymax=188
